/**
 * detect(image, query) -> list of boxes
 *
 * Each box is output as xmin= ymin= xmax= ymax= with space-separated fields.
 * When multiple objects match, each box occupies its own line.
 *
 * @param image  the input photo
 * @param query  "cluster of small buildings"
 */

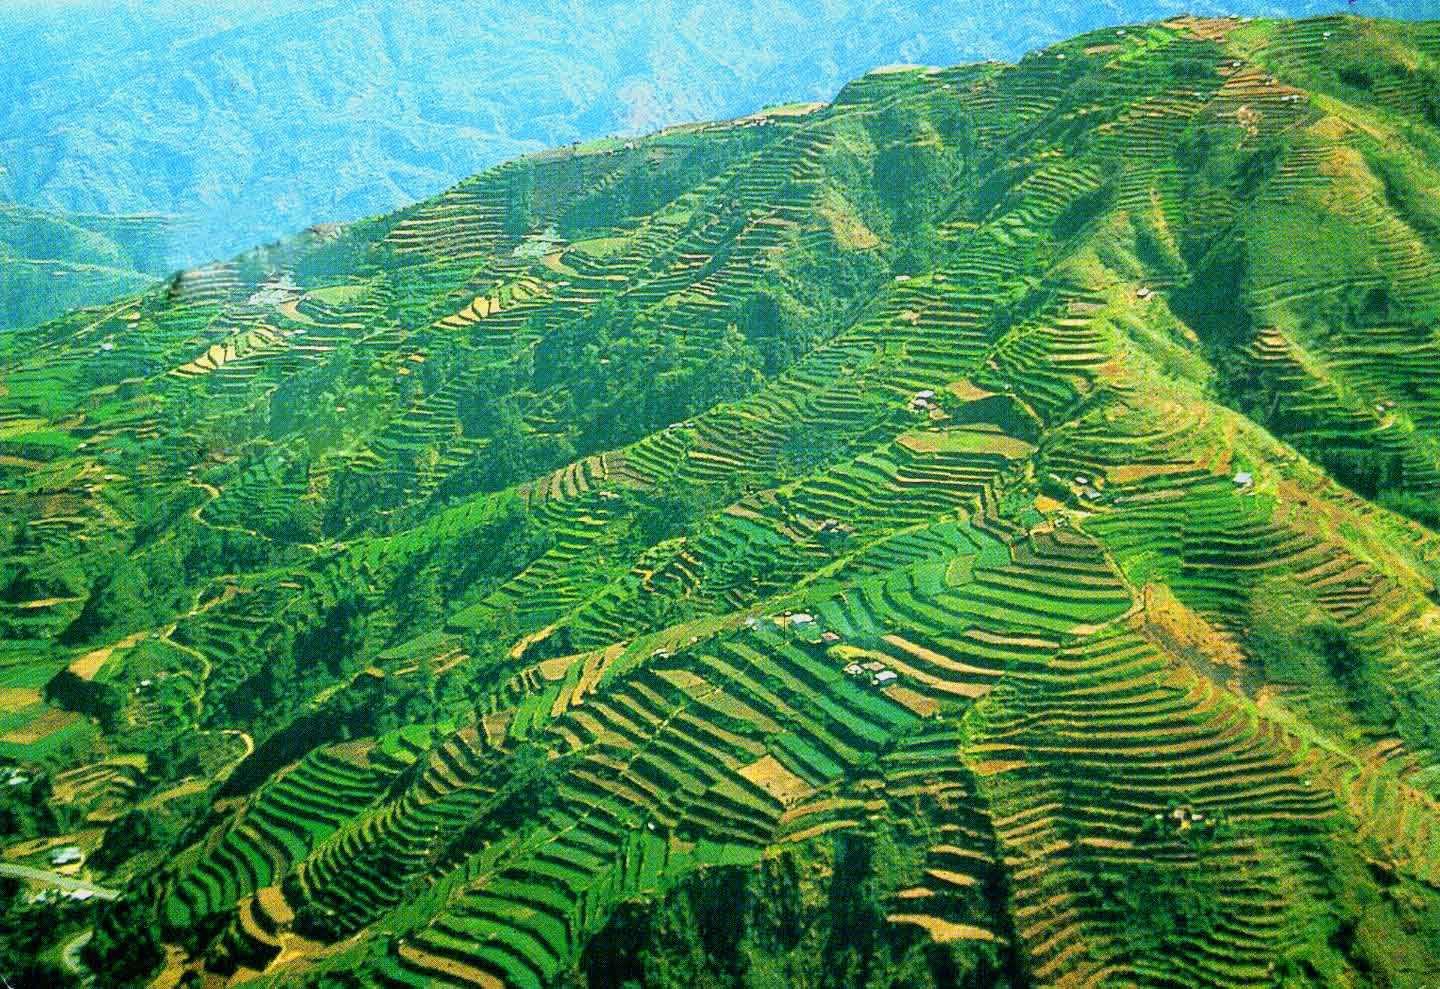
xmin=27 ymin=887 xmax=95 ymax=905
xmin=2 ymin=765 xmax=29 ymax=788
xmin=844 ymin=661 xmax=899 ymax=688
xmin=910 ymin=389 xmax=937 ymax=412
xmin=1072 ymin=473 xmax=1103 ymax=501
xmin=1154 ymin=804 xmax=1208 ymax=830
xmin=763 ymin=610 xmax=844 ymax=646
xmin=775 ymin=611 xmax=815 ymax=628
xmin=247 ymin=276 xmax=301 ymax=308
xmin=50 ymin=845 xmax=83 ymax=868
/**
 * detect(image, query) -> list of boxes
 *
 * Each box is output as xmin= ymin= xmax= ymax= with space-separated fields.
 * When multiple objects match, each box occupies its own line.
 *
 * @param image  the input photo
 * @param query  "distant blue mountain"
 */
xmin=1 ymin=0 xmax=1435 ymax=298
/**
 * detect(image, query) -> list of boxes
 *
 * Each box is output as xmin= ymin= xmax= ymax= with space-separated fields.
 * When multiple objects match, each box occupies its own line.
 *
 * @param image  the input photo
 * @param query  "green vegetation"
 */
xmin=2 ymin=14 xmax=1440 ymax=988
xmin=0 ymin=203 xmax=170 ymax=330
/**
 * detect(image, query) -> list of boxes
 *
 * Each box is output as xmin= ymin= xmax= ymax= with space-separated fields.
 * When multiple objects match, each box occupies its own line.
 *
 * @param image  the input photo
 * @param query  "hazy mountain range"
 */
xmin=2 ymin=0 xmax=1437 ymax=331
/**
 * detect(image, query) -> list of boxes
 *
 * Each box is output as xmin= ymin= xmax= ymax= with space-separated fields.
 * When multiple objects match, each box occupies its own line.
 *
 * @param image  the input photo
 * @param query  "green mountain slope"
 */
xmin=0 ymin=204 xmax=172 ymax=330
xmin=3 ymin=14 xmax=1440 ymax=988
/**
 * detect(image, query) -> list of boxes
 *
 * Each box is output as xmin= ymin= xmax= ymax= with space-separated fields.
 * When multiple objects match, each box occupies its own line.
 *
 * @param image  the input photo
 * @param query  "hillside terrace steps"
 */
xmin=12 ymin=20 xmax=1440 ymax=986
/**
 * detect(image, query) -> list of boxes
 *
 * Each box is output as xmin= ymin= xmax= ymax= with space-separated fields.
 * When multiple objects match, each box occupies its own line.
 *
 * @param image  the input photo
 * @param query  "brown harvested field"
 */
xmin=1 ymin=706 xmax=82 ymax=745
xmin=883 ymin=685 xmax=941 ymax=718
xmin=542 ymin=252 xmax=577 ymax=276
xmin=2 ymin=827 xmax=104 ymax=862
xmin=0 ymin=687 xmax=42 ymax=709
xmin=897 ymin=428 xmax=1035 ymax=460
xmin=881 ymin=635 xmax=998 ymax=690
xmin=738 ymin=754 xmax=813 ymax=806
xmin=1134 ymin=583 xmax=1246 ymax=670
xmin=1078 ymin=836 xmax=1137 ymax=851
xmin=971 ymin=758 xmax=1028 ymax=777
xmin=67 ymin=645 xmax=115 ymax=680
xmin=865 ymin=648 xmax=991 ymax=700
xmin=897 ymin=887 xmax=936 ymax=901
xmin=139 ymin=778 xmax=208 ymax=810
xmin=481 ymin=710 xmax=513 ymax=747
xmin=144 ymin=946 xmax=191 ymax=989
xmin=271 ymin=931 xmax=329 ymax=970
xmin=1104 ymin=461 xmax=1202 ymax=485
xmin=571 ymin=643 xmax=625 ymax=707
xmin=429 ymin=649 xmax=467 ymax=677
xmin=277 ymin=298 xmax=317 ymax=325
xmin=754 ymin=101 xmax=825 ymax=119
xmin=667 ymin=674 xmax=782 ymax=734
xmin=945 ymin=379 xmax=997 ymax=402
xmin=779 ymin=795 xmax=860 ymax=826
xmin=400 ymin=942 xmax=506 ymax=988
xmin=509 ymin=622 xmax=559 ymax=659
xmin=887 ymin=914 xmax=996 ymax=942
xmin=818 ymin=191 xmax=880 ymax=250
xmin=257 ymin=884 xmax=296 ymax=926
xmin=1169 ymin=16 xmax=1242 ymax=42
xmin=538 ymin=653 xmax=580 ymax=682
xmin=67 ymin=629 xmax=147 ymax=681
xmin=782 ymin=818 xmax=859 ymax=845
xmin=328 ymin=739 xmax=375 ymax=768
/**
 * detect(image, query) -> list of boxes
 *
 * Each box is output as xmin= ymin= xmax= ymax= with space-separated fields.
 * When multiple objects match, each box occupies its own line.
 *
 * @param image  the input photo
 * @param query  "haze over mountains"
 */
xmin=3 ymin=0 xmax=1439 ymax=331
xmin=3 ymin=11 xmax=1440 ymax=986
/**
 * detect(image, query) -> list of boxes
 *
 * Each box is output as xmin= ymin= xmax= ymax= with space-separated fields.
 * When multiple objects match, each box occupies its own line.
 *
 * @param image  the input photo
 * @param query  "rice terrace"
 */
xmin=2 ymin=9 xmax=1440 ymax=988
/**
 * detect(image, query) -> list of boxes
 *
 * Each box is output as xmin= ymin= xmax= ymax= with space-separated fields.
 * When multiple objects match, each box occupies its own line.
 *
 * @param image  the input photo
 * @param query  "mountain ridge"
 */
xmin=5 ymin=1 xmax=1437 ymax=269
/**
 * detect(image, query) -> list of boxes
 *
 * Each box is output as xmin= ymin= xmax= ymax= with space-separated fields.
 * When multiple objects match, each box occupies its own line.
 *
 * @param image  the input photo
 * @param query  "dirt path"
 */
xmin=277 ymin=298 xmax=317 ymax=325
xmin=61 ymin=928 xmax=94 ymax=980
xmin=223 ymin=728 xmax=255 ymax=761
xmin=0 ymin=863 xmax=119 ymax=899
xmin=14 ymin=596 xmax=84 ymax=610
xmin=185 ymin=477 xmax=261 ymax=539
xmin=159 ymin=632 xmax=210 ymax=703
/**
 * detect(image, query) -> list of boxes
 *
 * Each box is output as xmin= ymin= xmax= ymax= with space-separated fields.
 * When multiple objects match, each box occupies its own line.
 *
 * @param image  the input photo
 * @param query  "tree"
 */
xmin=83 ymin=898 xmax=163 ymax=987
xmin=504 ymin=164 xmax=536 ymax=237
xmin=485 ymin=399 xmax=532 ymax=488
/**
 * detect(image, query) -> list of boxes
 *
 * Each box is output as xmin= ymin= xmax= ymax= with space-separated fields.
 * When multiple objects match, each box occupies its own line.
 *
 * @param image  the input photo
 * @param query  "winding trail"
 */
xmin=61 ymin=929 xmax=93 ymax=980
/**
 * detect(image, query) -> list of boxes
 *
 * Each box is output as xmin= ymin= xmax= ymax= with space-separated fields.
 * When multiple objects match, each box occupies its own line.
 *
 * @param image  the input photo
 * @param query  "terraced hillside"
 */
xmin=3 ymin=14 xmax=1440 ymax=988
